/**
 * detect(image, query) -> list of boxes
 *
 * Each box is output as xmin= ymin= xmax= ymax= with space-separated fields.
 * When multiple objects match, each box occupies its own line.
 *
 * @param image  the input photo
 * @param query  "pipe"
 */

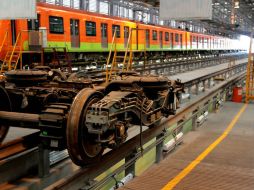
xmin=0 ymin=111 xmax=40 ymax=129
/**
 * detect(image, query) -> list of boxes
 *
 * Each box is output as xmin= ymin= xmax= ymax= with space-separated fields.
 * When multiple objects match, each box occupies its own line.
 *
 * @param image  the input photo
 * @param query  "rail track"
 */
xmin=74 ymin=53 xmax=246 ymax=76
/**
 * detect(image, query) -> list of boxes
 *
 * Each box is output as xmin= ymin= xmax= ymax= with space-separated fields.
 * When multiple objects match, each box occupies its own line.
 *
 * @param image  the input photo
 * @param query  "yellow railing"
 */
xmin=106 ymin=28 xmax=117 ymax=83
xmin=105 ymin=28 xmax=148 ymax=82
xmin=125 ymin=28 xmax=147 ymax=71
xmin=122 ymin=29 xmax=132 ymax=72
xmin=245 ymin=32 xmax=253 ymax=103
xmin=8 ymin=31 xmax=22 ymax=70
xmin=0 ymin=31 xmax=8 ymax=55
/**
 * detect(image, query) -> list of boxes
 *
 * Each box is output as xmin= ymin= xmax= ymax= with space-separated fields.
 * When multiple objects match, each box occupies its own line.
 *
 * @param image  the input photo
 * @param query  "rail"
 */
xmin=0 ymin=132 xmax=40 ymax=161
xmin=70 ymin=54 xmax=247 ymax=80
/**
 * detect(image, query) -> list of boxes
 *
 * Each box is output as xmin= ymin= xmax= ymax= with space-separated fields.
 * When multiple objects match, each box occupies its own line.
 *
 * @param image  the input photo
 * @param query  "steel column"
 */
xmin=155 ymin=133 xmax=164 ymax=163
xmin=38 ymin=144 xmax=50 ymax=178
xmin=125 ymin=151 xmax=136 ymax=177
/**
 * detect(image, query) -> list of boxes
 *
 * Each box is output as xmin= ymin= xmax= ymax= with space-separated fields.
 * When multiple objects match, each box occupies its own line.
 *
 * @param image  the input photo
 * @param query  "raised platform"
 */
xmin=170 ymin=58 xmax=247 ymax=83
xmin=120 ymin=102 xmax=254 ymax=190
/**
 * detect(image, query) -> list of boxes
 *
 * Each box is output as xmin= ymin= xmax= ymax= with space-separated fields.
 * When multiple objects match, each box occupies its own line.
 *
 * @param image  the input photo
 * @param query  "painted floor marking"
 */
xmin=161 ymin=103 xmax=248 ymax=190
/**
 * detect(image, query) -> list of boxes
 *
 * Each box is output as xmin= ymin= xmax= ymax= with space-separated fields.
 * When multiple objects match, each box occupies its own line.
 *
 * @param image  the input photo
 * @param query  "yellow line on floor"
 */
xmin=161 ymin=103 xmax=248 ymax=190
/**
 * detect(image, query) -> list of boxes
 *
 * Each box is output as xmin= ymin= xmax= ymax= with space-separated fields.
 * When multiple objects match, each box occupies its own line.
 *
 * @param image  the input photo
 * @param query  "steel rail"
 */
xmin=72 ymin=54 xmax=247 ymax=76
xmin=0 ymin=132 xmax=40 ymax=161
xmin=0 ymin=131 xmax=69 ymax=184
xmin=135 ymin=55 xmax=244 ymax=70
xmin=0 ymin=132 xmax=40 ymax=183
xmin=71 ymin=53 xmax=246 ymax=67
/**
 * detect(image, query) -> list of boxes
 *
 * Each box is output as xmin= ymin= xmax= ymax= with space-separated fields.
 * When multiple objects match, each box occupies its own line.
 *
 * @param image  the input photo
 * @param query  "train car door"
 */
xmin=159 ymin=31 xmax=163 ymax=48
xmin=70 ymin=19 xmax=80 ymax=48
xmin=124 ymin=26 xmax=129 ymax=48
xmin=11 ymin=20 xmax=17 ymax=45
xmin=146 ymin=29 xmax=150 ymax=48
xmin=170 ymin=33 xmax=174 ymax=49
xmin=180 ymin=34 xmax=183 ymax=49
xmin=101 ymin=23 xmax=108 ymax=48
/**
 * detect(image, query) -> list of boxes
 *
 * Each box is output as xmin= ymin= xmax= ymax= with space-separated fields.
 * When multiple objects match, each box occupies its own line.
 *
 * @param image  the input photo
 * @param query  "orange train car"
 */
xmin=0 ymin=2 xmax=243 ymax=66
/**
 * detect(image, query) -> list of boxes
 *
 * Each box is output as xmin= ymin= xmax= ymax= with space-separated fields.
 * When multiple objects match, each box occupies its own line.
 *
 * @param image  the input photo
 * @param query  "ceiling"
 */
xmin=129 ymin=0 xmax=254 ymax=36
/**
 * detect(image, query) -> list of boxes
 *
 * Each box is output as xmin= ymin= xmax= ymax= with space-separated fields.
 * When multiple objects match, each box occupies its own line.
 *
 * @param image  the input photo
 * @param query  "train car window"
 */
xmin=175 ymin=34 xmax=179 ymax=42
xmin=192 ymin=36 xmax=196 ymax=42
xmin=152 ymin=30 xmax=158 ymax=40
xmin=165 ymin=32 xmax=169 ymax=41
xmin=86 ymin=21 xmax=96 ymax=36
xmin=27 ymin=14 xmax=40 ymax=31
xmin=112 ymin=25 xmax=121 ymax=38
xmin=49 ymin=16 xmax=64 ymax=34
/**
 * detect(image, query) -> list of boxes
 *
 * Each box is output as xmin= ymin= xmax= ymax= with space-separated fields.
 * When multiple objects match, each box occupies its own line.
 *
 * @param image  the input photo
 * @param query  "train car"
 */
xmin=0 ymin=2 xmax=243 ymax=67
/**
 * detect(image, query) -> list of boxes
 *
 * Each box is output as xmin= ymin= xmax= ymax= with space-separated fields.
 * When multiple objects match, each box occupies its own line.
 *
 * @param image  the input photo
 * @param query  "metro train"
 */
xmin=0 ymin=2 xmax=243 ymax=66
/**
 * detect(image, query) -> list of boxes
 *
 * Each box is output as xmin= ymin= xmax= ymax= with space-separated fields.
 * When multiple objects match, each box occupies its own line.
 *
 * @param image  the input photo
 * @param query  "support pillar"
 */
xmin=156 ymin=133 xmax=164 ymax=163
xmin=212 ymin=96 xmax=218 ymax=112
xmin=38 ymin=145 xmax=50 ymax=178
xmin=195 ymin=83 xmax=199 ymax=95
xmin=208 ymin=79 xmax=211 ymax=89
xmin=96 ymin=0 xmax=100 ymax=13
xmin=188 ymin=86 xmax=192 ymax=99
xmin=202 ymin=80 xmax=206 ymax=92
xmin=192 ymin=110 xmax=198 ymax=131
xmin=125 ymin=151 xmax=136 ymax=177
xmin=80 ymin=0 xmax=85 ymax=10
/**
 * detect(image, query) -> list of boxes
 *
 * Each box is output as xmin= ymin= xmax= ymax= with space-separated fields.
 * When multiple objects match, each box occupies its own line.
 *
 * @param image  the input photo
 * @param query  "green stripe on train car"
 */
xmin=23 ymin=41 xmax=200 ymax=52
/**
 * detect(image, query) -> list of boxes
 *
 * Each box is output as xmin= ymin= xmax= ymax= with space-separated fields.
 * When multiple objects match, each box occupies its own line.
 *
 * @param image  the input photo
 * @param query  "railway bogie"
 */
xmin=0 ymin=69 xmax=183 ymax=166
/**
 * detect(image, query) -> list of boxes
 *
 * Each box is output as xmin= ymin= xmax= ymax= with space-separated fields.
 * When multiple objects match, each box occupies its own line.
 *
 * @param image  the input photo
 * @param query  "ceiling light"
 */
xmin=234 ymin=1 xmax=239 ymax=9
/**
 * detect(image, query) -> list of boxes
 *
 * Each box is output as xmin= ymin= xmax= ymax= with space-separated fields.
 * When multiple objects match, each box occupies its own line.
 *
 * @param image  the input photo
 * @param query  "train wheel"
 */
xmin=0 ymin=86 xmax=11 ymax=144
xmin=66 ymin=88 xmax=104 ymax=166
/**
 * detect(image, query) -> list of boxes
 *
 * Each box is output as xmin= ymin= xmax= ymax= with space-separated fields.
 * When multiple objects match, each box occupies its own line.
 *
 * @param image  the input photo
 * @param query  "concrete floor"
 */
xmin=120 ymin=102 xmax=254 ymax=190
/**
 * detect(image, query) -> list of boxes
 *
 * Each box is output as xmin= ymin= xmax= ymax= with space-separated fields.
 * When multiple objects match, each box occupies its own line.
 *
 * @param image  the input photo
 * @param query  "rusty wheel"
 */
xmin=66 ymin=88 xmax=104 ymax=166
xmin=0 ymin=86 xmax=11 ymax=144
